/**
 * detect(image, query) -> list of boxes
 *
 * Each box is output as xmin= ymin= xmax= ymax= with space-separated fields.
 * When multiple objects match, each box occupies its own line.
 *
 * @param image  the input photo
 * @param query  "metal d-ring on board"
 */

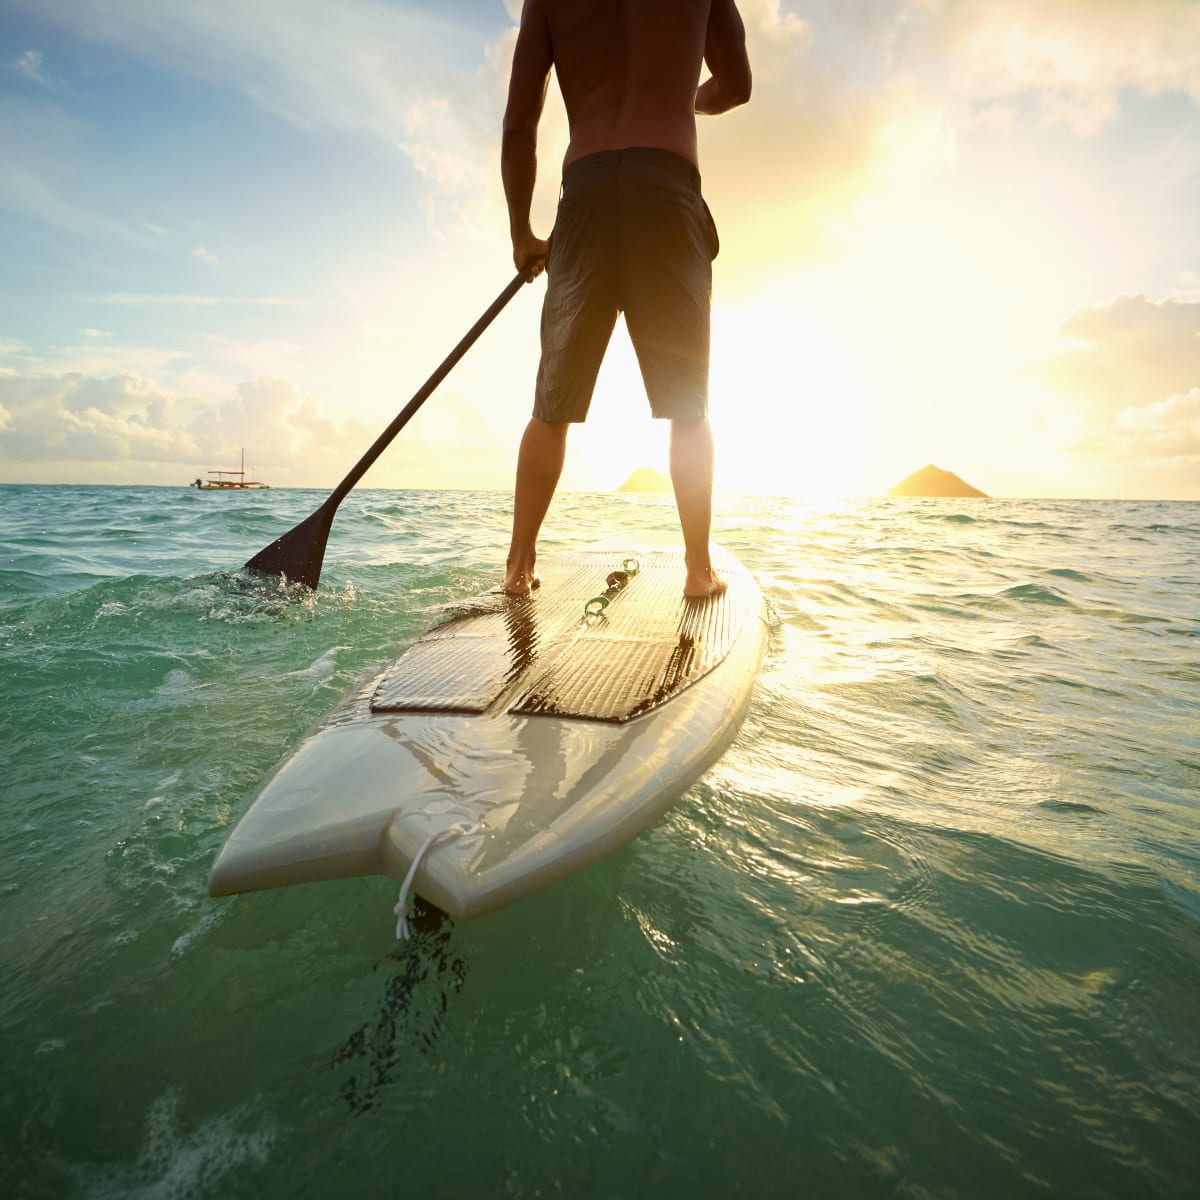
xmin=583 ymin=558 xmax=641 ymax=620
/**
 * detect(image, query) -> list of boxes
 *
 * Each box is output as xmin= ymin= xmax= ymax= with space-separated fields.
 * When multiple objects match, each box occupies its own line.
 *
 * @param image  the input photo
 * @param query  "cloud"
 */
xmin=1038 ymin=295 xmax=1200 ymax=419
xmin=192 ymin=375 xmax=371 ymax=470
xmin=192 ymin=245 xmax=220 ymax=266
xmin=1031 ymin=295 xmax=1200 ymax=492
xmin=9 ymin=340 xmax=188 ymax=385
xmin=10 ymin=50 xmax=49 ymax=86
xmin=0 ymin=368 xmax=371 ymax=484
xmin=0 ymin=373 xmax=198 ymax=466
xmin=683 ymin=0 xmax=1200 ymax=289
xmin=14 ymin=0 xmax=1195 ymax=280
xmin=16 ymin=0 xmax=497 ymax=227
xmin=1069 ymin=385 xmax=1200 ymax=497
xmin=905 ymin=0 xmax=1200 ymax=130
xmin=1 ymin=1 xmax=900 ymax=270
xmin=695 ymin=2 xmax=896 ymax=280
xmin=1113 ymin=388 xmax=1200 ymax=461
xmin=81 ymin=292 xmax=283 ymax=308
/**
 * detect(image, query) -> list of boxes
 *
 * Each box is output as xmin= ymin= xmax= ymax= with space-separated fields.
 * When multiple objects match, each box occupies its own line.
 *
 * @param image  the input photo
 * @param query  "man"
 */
xmin=500 ymin=0 xmax=751 ymax=598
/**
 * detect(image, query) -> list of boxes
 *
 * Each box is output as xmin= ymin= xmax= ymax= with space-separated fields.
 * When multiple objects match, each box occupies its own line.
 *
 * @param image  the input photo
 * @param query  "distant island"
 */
xmin=618 ymin=467 xmax=672 ymax=493
xmin=887 ymin=464 xmax=988 ymax=498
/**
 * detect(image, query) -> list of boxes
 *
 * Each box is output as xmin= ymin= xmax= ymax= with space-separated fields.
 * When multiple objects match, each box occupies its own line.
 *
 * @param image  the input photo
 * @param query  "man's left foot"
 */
xmin=683 ymin=567 xmax=728 ymax=599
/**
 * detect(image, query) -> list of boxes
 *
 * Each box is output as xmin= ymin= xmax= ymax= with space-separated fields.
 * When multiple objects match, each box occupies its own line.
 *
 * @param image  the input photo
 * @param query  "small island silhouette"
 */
xmin=887 ymin=464 xmax=987 ymax=498
xmin=617 ymin=467 xmax=673 ymax=493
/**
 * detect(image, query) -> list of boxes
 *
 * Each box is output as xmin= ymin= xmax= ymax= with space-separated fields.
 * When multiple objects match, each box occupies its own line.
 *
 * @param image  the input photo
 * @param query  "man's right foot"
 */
xmin=500 ymin=568 xmax=541 ymax=597
xmin=683 ymin=566 xmax=728 ymax=600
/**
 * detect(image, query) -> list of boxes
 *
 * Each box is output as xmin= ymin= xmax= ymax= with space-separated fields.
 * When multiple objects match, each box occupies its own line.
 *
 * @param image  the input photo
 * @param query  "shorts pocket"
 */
xmin=546 ymin=193 xmax=584 ymax=276
xmin=698 ymin=197 xmax=720 ymax=261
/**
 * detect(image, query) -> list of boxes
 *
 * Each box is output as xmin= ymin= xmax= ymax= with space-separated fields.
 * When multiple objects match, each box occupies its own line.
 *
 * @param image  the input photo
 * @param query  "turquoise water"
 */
xmin=2 ymin=484 xmax=1198 ymax=1198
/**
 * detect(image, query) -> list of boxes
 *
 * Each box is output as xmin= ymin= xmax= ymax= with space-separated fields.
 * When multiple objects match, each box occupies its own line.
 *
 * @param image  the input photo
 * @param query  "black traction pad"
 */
xmin=371 ymin=546 xmax=759 ymax=724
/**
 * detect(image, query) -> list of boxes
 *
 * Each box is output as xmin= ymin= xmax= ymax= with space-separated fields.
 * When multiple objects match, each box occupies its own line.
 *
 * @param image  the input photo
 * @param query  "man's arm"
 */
xmin=696 ymin=0 xmax=752 ymax=116
xmin=502 ymin=0 xmax=553 ymax=277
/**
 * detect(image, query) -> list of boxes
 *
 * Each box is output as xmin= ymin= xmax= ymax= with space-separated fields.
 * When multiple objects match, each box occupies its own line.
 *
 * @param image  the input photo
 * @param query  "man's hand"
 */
xmin=696 ymin=0 xmax=751 ymax=115
xmin=513 ymin=230 xmax=549 ymax=279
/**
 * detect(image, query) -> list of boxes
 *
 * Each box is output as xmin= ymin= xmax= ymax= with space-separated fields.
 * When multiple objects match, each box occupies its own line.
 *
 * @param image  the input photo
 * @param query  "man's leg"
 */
xmin=503 ymin=417 xmax=570 ymax=595
xmin=670 ymin=416 xmax=727 ymax=598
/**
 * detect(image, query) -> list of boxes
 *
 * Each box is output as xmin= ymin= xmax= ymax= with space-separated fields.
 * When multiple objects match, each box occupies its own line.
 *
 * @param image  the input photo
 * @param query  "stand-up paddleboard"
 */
xmin=209 ymin=535 xmax=768 ymax=924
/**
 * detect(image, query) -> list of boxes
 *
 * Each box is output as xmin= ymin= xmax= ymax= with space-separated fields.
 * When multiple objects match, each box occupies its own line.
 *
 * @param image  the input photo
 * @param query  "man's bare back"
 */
xmin=503 ymin=0 xmax=751 ymax=273
xmin=542 ymin=0 xmax=712 ymax=169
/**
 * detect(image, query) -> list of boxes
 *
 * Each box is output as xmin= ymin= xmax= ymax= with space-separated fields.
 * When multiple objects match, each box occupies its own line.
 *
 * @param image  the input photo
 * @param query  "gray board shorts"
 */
xmin=534 ymin=147 xmax=720 ymax=423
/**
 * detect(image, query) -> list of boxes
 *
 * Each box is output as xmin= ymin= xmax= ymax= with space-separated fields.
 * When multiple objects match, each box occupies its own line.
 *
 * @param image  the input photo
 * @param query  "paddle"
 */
xmin=242 ymin=266 xmax=536 ymax=590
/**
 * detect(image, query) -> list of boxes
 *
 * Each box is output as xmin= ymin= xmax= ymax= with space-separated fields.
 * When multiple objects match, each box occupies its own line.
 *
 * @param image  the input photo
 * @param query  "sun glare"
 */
xmin=555 ymin=289 xmax=872 ymax=499
xmin=710 ymin=298 xmax=870 ymax=498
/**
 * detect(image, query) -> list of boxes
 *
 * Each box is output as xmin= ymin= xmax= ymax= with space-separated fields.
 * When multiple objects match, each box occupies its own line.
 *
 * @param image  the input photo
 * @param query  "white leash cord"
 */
xmin=393 ymin=821 xmax=481 ymax=940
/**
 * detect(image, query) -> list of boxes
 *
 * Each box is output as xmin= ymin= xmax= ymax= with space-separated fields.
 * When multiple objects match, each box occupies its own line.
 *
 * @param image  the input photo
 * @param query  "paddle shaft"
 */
xmin=242 ymin=267 xmax=534 ymax=588
xmin=325 ymin=268 xmax=531 ymax=509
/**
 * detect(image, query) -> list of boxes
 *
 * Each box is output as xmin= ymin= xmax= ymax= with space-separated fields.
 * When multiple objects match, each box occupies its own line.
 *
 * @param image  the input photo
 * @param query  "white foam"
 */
xmin=154 ymin=669 xmax=195 ymax=700
xmin=76 ymin=1089 xmax=274 ymax=1200
xmin=281 ymin=645 xmax=346 ymax=685
xmin=169 ymin=907 xmax=222 ymax=959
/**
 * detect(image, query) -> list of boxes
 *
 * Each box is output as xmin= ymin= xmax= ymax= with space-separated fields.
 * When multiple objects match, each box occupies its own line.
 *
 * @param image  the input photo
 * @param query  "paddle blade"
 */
xmin=240 ymin=502 xmax=336 ymax=590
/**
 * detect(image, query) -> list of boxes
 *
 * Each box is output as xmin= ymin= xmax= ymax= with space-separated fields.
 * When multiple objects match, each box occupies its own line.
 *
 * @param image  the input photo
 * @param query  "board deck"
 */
xmin=208 ymin=536 xmax=768 ymax=921
xmin=372 ymin=547 xmax=756 ymax=722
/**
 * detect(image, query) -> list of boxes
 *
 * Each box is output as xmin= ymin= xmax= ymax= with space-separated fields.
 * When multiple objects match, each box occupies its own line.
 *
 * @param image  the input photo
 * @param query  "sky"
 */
xmin=1 ymin=0 xmax=1199 ymax=499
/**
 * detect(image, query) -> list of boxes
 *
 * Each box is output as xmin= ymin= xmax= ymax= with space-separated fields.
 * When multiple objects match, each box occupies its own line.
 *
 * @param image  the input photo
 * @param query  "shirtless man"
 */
xmin=500 ymin=0 xmax=751 ymax=598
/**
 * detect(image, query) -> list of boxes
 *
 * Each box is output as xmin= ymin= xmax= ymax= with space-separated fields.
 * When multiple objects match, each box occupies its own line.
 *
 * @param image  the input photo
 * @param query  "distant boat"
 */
xmin=192 ymin=449 xmax=269 ymax=490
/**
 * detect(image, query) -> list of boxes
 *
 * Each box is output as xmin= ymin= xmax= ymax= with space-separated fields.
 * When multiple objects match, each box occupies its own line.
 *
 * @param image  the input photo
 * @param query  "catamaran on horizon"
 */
xmin=192 ymin=449 xmax=269 ymax=490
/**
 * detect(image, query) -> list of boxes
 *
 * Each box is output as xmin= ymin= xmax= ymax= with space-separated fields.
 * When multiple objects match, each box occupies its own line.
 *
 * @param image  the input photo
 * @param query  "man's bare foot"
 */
xmin=501 ymin=565 xmax=541 ymax=597
xmin=683 ymin=566 xmax=728 ymax=599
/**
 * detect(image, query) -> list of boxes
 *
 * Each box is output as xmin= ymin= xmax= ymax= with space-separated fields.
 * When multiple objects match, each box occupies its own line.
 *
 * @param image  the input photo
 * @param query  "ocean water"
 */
xmin=1 ymin=483 xmax=1197 ymax=1199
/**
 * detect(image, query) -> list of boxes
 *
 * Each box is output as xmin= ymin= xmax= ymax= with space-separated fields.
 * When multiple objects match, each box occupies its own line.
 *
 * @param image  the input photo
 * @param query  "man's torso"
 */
xmin=542 ymin=0 xmax=712 ymax=169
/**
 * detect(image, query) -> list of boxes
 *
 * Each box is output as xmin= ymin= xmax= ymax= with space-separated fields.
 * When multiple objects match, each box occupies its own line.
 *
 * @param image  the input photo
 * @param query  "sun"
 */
xmin=552 ymin=285 xmax=872 ymax=498
xmin=709 ymin=297 xmax=870 ymax=498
